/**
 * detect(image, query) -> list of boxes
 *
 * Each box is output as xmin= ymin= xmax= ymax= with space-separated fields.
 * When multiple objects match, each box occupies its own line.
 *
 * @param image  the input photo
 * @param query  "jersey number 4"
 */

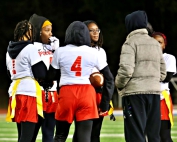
xmin=71 ymin=56 xmax=82 ymax=76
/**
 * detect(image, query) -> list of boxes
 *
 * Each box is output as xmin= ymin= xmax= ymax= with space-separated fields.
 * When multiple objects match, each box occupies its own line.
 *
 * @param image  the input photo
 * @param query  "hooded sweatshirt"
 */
xmin=6 ymin=40 xmax=47 ymax=97
xmin=64 ymin=21 xmax=91 ymax=46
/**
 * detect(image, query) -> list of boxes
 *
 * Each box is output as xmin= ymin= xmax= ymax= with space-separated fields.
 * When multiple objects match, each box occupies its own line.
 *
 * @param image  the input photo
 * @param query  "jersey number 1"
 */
xmin=71 ymin=56 xmax=82 ymax=76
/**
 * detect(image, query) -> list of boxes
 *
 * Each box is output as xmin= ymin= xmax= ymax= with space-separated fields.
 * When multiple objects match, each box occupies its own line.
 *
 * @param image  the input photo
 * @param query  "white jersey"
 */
xmin=51 ymin=44 xmax=108 ymax=86
xmin=92 ymin=46 xmax=107 ymax=73
xmin=160 ymin=53 xmax=176 ymax=99
xmin=6 ymin=44 xmax=42 ymax=97
xmin=34 ymin=42 xmax=57 ymax=91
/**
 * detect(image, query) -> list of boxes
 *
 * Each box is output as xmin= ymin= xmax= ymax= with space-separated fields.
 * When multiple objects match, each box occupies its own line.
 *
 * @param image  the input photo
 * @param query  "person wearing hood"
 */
xmin=115 ymin=10 xmax=166 ymax=142
xmin=45 ymin=21 xmax=114 ymax=142
xmin=72 ymin=20 xmax=115 ymax=142
xmin=29 ymin=14 xmax=59 ymax=142
xmin=152 ymin=32 xmax=176 ymax=142
xmin=5 ymin=20 xmax=47 ymax=142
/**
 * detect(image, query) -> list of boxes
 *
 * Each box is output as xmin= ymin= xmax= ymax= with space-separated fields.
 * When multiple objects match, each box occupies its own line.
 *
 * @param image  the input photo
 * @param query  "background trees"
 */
xmin=1 ymin=0 xmax=177 ymax=108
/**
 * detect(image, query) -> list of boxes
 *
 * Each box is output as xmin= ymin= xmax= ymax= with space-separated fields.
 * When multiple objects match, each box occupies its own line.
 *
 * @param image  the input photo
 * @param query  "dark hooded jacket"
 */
xmin=125 ymin=10 xmax=148 ymax=34
xmin=29 ymin=14 xmax=48 ymax=42
xmin=64 ymin=21 xmax=91 ymax=46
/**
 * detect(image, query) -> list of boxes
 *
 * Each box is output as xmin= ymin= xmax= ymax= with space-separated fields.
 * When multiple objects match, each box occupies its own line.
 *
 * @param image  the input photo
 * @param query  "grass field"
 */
xmin=0 ymin=115 xmax=177 ymax=142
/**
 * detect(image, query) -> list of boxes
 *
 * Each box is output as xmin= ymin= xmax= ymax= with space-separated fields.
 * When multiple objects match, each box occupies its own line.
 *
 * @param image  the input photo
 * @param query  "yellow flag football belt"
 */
xmin=161 ymin=90 xmax=174 ymax=127
xmin=6 ymin=77 xmax=43 ymax=122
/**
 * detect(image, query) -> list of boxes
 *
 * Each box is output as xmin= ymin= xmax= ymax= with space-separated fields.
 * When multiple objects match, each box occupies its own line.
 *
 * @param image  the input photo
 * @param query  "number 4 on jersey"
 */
xmin=71 ymin=56 xmax=82 ymax=76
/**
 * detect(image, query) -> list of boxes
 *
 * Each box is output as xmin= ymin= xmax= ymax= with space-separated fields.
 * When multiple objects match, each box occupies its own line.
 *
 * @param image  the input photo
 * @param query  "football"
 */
xmin=89 ymin=72 xmax=104 ymax=88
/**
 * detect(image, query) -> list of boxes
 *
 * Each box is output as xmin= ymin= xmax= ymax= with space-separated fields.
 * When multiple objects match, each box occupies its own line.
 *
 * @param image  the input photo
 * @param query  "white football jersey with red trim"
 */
xmin=160 ymin=53 xmax=176 ymax=99
xmin=51 ymin=44 xmax=107 ymax=86
xmin=92 ymin=46 xmax=107 ymax=73
xmin=6 ymin=44 xmax=42 ymax=97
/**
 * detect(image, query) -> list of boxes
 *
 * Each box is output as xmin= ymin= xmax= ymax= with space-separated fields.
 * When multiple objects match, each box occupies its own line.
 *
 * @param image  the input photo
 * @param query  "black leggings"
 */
xmin=160 ymin=120 xmax=173 ymax=142
xmin=54 ymin=120 xmax=93 ymax=142
xmin=16 ymin=121 xmax=36 ymax=142
xmin=31 ymin=113 xmax=56 ymax=142
xmin=73 ymin=117 xmax=104 ymax=142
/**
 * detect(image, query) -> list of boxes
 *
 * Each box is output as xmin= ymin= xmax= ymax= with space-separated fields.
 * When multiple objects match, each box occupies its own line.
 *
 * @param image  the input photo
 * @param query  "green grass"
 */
xmin=0 ymin=115 xmax=177 ymax=142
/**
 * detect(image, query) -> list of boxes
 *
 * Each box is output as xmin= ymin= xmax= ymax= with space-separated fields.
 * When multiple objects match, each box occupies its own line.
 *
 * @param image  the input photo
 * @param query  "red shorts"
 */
xmin=55 ymin=84 xmax=99 ymax=123
xmin=160 ymin=95 xmax=173 ymax=120
xmin=42 ymin=91 xmax=58 ymax=113
xmin=9 ymin=95 xmax=38 ymax=123
xmin=96 ymin=93 xmax=102 ymax=107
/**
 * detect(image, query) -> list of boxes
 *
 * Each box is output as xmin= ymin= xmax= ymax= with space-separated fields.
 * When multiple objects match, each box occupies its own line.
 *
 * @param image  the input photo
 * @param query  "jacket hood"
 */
xmin=64 ymin=21 xmax=91 ymax=46
xmin=125 ymin=10 xmax=148 ymax=34
xmin=7 ymin=41 xmax=32 ymax=59
xmin=29 ymin=13 xmax=48 ymax=42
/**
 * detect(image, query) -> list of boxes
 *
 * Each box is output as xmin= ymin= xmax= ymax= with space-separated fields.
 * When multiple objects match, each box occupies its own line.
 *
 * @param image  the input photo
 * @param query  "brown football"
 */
xmin=89 ymin=72 xmax=104 ymax=88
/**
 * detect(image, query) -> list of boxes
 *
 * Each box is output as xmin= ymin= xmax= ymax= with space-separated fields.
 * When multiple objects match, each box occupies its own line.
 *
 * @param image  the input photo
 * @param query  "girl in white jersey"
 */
xmin=72 ymin=20 xmax=115 ymax=142
xmin=29 ymin=14 xmax=59 ymax=142
xmin=152 ymin=32 xmax=176 ymax=142
xmin=6 ymin=20 xmax=47 ymax=142
xmin=46 ymin=21 xmax=114 ymax=142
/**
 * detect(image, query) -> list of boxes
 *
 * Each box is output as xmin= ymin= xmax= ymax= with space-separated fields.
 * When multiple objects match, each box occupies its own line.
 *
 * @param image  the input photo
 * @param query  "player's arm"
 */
xmin=99 ymin=65 xmax=114 ymax=112
xmin=46 ymin=65 xmax=60 ymax=81
xmin=45 ymin=65 xmax=61 ymax=91
xmin=32 ymin=61 xmax=47 ymax=80
xmin=162 ymin=72 xmax=174 ymax=83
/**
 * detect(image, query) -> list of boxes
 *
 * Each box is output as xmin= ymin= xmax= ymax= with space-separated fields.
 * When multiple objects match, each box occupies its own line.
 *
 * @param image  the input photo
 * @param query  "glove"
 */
xmin=49 ymin=36 xmax=59 ymax=50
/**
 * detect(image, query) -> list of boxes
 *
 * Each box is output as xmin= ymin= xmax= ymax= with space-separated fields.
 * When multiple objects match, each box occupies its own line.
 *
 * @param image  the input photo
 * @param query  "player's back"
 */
xmin=52 ymin=44 xmax=106 ymax=86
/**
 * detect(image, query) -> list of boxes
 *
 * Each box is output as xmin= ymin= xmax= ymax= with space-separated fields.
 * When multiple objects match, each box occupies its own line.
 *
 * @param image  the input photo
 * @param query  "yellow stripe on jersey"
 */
xmin=162 ymin=90 xmax=174 ymax=127
xmin=6 ymin=77 xmax=43 ymax=122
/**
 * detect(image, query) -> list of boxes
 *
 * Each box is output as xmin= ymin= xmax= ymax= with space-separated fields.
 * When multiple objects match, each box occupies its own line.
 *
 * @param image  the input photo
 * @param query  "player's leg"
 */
xmin=30 ymin=115 xmax=43 ymax=142
xmin=19 ymin=121 xmax=36 ymax=142
xmin=54 ymin=120 xmax=71 ymax=142
xmin=160 ymin=120 xmax=173 ymax=142
xmin=42 ymin=112 xmax=55 ymax=142
xmin=145 ymin=94 xmax=161 ymax=142
xmin=75 ymin=120 xmax=93 ymax=142
xmin=16 ymin=123 xmax=21 ymax=142
xmin=122 ymin=95 xmax=147 ymax=142
xmin=91 ymin=117 xmax=104 ymax=142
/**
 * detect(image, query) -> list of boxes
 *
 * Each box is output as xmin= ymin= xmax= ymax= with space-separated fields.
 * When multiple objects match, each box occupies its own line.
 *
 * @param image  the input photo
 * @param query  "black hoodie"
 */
xmin=29 ymin=14 xmax=48 ymax=42
xmin=125 ymin=10 xmax=148 ymax=34
xmin=64 ymin=21 xmax=91 ymax=46
xmin=7 ymin=41 xmax=32 ymax=59
xmin=7 ymin=40 xmax=47 ymax=80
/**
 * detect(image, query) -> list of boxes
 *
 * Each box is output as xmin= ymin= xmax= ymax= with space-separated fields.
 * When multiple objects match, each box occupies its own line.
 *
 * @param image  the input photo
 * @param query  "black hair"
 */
xmin=14 ymin=20 xmax=35 ymax=42
xmin=83 ymin=20 xmax=103 ymax=49
xmin=146 ymin=22 xmax=154 ymax=36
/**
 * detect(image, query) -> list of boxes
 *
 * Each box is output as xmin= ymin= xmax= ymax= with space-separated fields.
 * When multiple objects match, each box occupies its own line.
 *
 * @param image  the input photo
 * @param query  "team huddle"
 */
xmin=5 ymin=10 xmax=176 ymax=142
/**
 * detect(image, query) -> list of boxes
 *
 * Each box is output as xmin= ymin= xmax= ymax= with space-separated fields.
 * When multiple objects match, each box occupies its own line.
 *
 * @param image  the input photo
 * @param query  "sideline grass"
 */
xmin=0 ymin=115 xmax=177 ymax=142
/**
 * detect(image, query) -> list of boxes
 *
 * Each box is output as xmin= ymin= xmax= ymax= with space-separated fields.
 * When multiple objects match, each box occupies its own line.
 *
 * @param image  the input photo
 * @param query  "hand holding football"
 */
xmin=89 ymin=72 xmax=104 ymax=88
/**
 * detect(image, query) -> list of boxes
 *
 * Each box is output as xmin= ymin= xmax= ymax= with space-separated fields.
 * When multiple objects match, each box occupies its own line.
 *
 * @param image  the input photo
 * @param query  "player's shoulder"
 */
xmin=33 ymin=42 xmax=43 ymax=49
xmin=23 ymin=43 xmax=38 ymax=53
xmin=164 ymin=53 xmax=175 ymax=58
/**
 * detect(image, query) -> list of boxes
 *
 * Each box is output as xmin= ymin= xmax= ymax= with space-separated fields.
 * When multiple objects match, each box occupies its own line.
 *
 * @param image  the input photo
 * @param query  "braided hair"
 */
xmin=14 ymin=20 xmax=35 ymax=42
xmin=83 ymin=20 xmax=103 ymax=49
